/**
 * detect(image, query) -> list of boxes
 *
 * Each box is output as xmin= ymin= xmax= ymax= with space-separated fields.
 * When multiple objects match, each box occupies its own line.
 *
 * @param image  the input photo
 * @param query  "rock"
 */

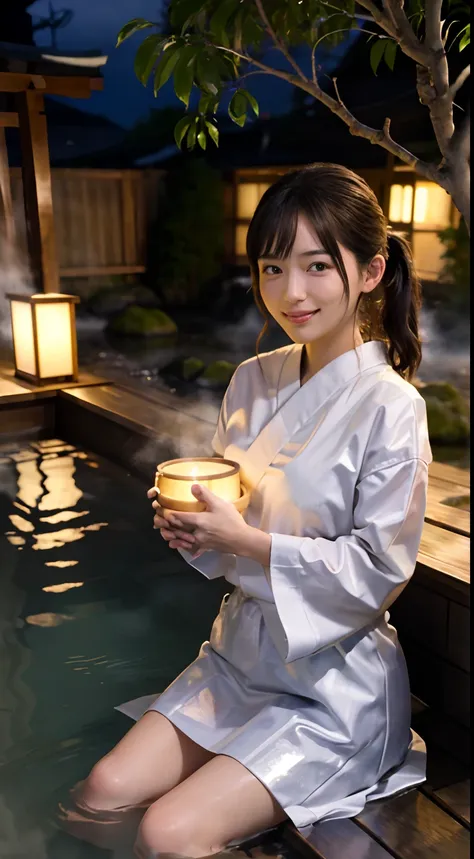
xmin=417 ymin=381 xmax=469 ymax=444
xmin=160 ymin=356 xmax=205 ymax=385
xmin=197 ymin=360 xmax=237 ymax=389
xmin=130 ymin=285 xmax=161 ymax=308
xmin=87 ymin=284 xmax=160 ymax=317
xmin=87 ymin=287 xmax=133 ymax=317
xmin=107 ymin=306 xmax=177 ymax=338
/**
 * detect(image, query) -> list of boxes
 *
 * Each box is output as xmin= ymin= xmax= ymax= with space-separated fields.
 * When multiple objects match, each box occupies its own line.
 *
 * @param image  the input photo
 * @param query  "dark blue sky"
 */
xmin=30 ymin=0 xmax=356 ymax=129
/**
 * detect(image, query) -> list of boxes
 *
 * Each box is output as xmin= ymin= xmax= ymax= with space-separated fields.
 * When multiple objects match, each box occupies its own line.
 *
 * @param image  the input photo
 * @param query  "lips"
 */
xmin=283 ymin=310 xmax=320 ymax=324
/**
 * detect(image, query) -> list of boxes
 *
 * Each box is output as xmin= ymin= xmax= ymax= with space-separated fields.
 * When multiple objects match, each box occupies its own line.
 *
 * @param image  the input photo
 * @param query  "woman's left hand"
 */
xmin=155 ymin=484 xmax=250 ymax=559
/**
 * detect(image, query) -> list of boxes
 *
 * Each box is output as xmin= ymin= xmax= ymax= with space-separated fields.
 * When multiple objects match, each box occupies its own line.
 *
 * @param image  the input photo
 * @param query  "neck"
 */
xmin=302 ymin=323 xmax=364 ymax=383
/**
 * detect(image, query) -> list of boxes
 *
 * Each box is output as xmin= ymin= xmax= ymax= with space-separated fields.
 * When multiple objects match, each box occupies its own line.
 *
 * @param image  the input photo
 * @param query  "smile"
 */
xmin=283 ymin=310 xmax=320 ymax=325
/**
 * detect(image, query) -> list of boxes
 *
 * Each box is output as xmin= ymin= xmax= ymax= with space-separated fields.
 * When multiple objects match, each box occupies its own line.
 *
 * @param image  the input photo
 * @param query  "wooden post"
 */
xmin=0 ymin=127 xmax=15 ymax=244
xmin=16 ymin=89 xmax=59 ymax=293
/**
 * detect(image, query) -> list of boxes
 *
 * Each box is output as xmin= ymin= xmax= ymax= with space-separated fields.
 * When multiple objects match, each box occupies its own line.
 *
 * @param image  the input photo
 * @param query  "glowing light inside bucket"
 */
xmin=156 ymin=458 xmax=241 ymax=510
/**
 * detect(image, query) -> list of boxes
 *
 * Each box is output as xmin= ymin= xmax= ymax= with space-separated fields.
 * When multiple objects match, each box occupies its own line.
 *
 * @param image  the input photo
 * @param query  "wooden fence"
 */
xmin=6 ymin=167 xmax=164 ymax=283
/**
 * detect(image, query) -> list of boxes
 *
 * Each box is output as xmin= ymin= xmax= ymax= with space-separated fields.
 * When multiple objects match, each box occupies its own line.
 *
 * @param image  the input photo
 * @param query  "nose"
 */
xmin=284 ymin=268 xmax=307 ymax=304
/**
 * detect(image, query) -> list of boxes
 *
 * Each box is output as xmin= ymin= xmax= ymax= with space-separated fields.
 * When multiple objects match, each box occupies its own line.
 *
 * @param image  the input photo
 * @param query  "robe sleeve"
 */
xmin=268 ymin=456 xmax=429 ymax=662
xmin=177 ymin=371 xmax=237 ymax=579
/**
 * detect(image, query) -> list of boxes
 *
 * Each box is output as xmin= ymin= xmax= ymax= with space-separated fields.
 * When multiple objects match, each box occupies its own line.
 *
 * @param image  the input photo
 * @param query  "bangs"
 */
xmin=247 ymin=192 xmax=301 ymax=262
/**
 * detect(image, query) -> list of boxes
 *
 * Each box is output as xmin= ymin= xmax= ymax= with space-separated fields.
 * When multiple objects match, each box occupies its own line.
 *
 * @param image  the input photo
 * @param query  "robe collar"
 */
xmin=277 ymin=340 xmax=389 ymax=411
xmin=237 ymin=340 xmax=390 ymax=491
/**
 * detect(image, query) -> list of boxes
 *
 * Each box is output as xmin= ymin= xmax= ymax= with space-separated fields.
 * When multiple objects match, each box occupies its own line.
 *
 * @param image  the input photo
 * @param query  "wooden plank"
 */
xmin=0 ymin=127 xmax=15 ymax=243
xmin=0 ymin=71 xmax=102 ymax=97
xmin=0 ymin=112 xmax=19 ymax=128
xmin=425 ymin=479 xmax=470 ymax=537
xmin=435 ymin=781 xmax=470 ymax=827
xmin=355 ymin=790 xmax=470 ymax=859
xmin=429 ymin=462 xmax=470 ymax=490
xmin=16 ymin=90 xmax=59 ymax=293
xmin=60 ymin=265 xmax=146 ymax=277
xmin=122 ymin=174 xmax=137 ymax=265
xmin=285 ymin=818 xmax=394 ymax=859
xmin=418 ymin=521 xmax=470 ymax=584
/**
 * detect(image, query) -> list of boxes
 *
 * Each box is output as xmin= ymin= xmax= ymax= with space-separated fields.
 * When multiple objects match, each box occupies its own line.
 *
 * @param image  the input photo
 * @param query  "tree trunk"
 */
xmin=446 ymin=161 xmax=471 ymax=234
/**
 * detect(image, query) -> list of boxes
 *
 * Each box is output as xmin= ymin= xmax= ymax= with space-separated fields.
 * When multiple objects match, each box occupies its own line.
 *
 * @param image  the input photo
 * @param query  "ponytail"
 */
xmin=381 ymin=233 xmax=422 ymax=380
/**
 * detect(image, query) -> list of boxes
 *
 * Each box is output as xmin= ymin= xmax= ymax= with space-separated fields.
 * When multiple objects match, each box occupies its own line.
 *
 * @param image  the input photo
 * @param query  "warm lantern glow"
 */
xmin=156 ymin=457 xmax=246 ymax=513
xmin=8 ymin=293 xmax=79 ymax=385
xmin=388 ymin=184 xmax=413 ymax=223
xmin=413 ymin=181 xmax=452 ymax=228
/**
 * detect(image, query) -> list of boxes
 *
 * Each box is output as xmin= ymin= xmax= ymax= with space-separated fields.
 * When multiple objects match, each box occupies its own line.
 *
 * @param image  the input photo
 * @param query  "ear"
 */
xmin=361 ymin=254 xmax=385 ymax=295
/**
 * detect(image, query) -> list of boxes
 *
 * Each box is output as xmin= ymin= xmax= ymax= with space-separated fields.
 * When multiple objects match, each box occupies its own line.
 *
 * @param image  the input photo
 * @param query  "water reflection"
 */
xmin=0 ymin=438 xmax=228 ymax=858
xmin=4 ymin=443 xmax=107 ymax=558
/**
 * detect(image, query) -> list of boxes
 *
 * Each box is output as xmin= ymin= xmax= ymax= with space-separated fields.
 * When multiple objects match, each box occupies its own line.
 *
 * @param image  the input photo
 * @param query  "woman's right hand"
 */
xmin=147 ymin=488 xmax=196 ymax=552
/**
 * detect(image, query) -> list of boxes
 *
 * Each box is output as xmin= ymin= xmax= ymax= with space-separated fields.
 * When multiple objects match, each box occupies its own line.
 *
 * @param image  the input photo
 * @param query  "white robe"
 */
xmin=118 ymin=340 xmax=432 ymax=833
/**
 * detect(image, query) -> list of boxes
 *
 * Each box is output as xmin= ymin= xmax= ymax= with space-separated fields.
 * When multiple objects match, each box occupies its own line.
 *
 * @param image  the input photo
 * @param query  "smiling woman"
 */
xmin=74 ymin=163 xmax=435 ymax=859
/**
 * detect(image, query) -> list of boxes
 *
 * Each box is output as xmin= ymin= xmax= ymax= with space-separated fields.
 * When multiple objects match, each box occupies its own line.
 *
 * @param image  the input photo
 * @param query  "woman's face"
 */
xmin=258 ymin=215 xmax=383 ymax=345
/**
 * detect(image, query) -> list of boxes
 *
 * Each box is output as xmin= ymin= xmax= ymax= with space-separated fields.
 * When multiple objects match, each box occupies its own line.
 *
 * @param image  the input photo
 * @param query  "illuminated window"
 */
xmin=235 ymin=181 xmax=271 ymax=258
xmin=236 ymin=182 xmax=271 ymax=219
xmin=388 ymin=184 xmax=413 ymax=223
xmin=389 ymin=179 xmax=454 ymax=280
xmin=235 ymin=223 xmax=249 ymax=257
xmin=413 ymin=181 xmax=452 ymax=229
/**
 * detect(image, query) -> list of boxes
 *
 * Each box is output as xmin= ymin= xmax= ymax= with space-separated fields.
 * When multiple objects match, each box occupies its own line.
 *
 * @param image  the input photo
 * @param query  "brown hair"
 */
xmin=246 ymin=163 xmax=422 ymax=380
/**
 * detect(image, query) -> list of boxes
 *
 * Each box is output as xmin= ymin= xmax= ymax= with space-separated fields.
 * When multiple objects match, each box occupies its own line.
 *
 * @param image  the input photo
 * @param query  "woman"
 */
xmin=81 ymin=164 xmax=431 ymax=858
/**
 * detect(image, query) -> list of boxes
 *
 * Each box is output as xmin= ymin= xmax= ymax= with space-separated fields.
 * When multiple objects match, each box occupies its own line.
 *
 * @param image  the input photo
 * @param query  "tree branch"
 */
xmin=253 ymin=0 xmax=308 ymax=81
xmin=213 ymin=43 xmax=444 ymax=186
xmin=450 ymin=65 xmax=470 ymax=98
xmin=355 ymin=0 xmax=427 ymax=65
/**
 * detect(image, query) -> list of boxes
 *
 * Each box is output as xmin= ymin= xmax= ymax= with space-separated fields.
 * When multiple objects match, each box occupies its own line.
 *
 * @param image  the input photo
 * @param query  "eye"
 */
xmin=261 ymin=264 xmax=282 ymax=276
xmin=308 ymin=261 xmax=329 ymax=273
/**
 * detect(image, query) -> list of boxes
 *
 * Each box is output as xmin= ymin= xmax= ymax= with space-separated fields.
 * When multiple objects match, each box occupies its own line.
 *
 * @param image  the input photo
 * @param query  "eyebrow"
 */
xmin=260 ymin=249 xmax=330 ymax=260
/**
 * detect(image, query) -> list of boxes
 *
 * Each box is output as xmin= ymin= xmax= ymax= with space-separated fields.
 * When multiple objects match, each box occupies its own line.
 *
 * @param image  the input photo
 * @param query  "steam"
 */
xmin=0 ymin=231 xmax=33 ymax=345
xmin=131 ymin=394 xmax=219 ymax=475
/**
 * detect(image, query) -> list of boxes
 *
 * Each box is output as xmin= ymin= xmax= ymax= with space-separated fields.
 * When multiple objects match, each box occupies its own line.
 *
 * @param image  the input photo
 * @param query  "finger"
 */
xmin=147 ymin=487 xmax=158 ymax=499
xmin=191 ymin=549 xmax=206 ymax=560
xmin=153 ymin=515 xmax=169 ymax=529
xmin=173 ymin=511 xmax=201 ymax=529
xmin=159 ymin=528 xmax=177 ymax=541
xmin=190 ymin=483 xmax=217 ymax=506
xmin=169 ymin=539 xmax=194 ymax=551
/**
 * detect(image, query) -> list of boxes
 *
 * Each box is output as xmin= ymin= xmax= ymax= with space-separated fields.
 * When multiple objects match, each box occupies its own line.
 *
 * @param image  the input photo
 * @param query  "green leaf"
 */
xmin=196 ymin=52 xmax=222 ymax=96
xmin=186 ymin=118 xmax=198 ymax=149
xmin=174 ymin=46 xmax=197 ymax=107
xmin=459 ymin=23 xmax=470 ymax=50
xmin=134 ymin=34 xmax=165 ymax=85
xmin=174 ymin=115 xmax=193 ymax=149
xmin=229 ymin=89 xmax=248 ymax=126
xmin=240 ymin=88 xmax=259 ymax=117
xmin=197 ymin=130 xmax=207 ymax=150
xmin=116 ymin=18 xmax=153 ymax=48
xmin=370 ymin=38 xmax=387 ymax=75
xmin=210 ymin=0 xmax=240 ymax=47
xmin=384 ymin=40 xmax=397 ymax=71
xmin=153 ymin=42 xmax=181 ymax=95
xmin=170 ymin=0 xmax=204 ymax=31
xmin=205 ymin=120 xmax=219 ymax=147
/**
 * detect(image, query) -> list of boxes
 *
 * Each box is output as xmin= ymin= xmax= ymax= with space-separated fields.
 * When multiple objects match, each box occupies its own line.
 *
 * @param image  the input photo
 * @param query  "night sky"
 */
xmin=29 ymin=0 xmax=356 ymax=129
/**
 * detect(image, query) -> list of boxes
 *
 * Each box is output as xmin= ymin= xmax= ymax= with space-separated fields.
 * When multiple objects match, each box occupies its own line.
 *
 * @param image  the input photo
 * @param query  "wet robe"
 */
xmin=118 ymin=340 xmax=432 ymax=833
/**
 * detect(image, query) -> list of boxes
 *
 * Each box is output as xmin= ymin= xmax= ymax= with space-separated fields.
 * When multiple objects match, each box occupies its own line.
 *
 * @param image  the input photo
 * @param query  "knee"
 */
xmin=135 ymin=803 xmax=217 ymax=858
xmin=82 ymin=755 xmax=130 ymax=810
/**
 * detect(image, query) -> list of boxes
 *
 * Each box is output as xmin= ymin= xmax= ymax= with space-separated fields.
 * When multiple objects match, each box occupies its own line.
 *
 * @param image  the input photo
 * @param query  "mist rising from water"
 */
xmin=0 ymin=233 xmax=33 ymax=344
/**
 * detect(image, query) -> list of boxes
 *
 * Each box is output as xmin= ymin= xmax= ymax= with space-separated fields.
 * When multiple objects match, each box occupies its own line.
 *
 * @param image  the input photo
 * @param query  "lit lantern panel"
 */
xmin=10 ymin=300 xmax=36 ymax=377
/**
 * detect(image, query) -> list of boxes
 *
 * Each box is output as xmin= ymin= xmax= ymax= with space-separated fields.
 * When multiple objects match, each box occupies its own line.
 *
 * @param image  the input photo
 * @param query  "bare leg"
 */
xmin=61 ymin=711 xmax=215 ymax=852
xmin=82 ymin=711 xmax=215 ymax=810
xmin=135 ymin=754 xmax=288 ymax=858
